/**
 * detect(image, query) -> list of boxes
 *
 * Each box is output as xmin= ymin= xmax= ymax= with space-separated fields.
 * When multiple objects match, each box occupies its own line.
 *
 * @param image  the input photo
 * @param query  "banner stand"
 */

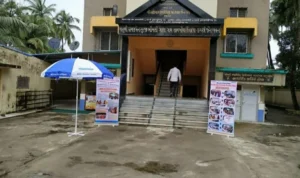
xmin=207 ymin=80 xmax=237 ymax=137
xmin=95 ymin=77 xmax=120 ymax=126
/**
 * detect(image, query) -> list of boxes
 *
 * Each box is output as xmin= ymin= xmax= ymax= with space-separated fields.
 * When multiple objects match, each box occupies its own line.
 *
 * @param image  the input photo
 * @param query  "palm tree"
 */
xmin=16 ymin=15 xmax=54 ymax=53
xmin=54 ymin=10 xmax=80 ymax=51
xmin=0 ymin=0 xmax=25 ymax=46
xmin=24 ymin=0 xmax=56 ymax=18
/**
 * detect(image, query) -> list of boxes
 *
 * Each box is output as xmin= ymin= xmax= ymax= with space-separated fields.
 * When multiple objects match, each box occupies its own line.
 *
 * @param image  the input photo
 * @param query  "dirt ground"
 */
xmin=266 ymin=107 xmax=300 ymax=125
xmin=0 ymin=110 xmax=300 ymax=178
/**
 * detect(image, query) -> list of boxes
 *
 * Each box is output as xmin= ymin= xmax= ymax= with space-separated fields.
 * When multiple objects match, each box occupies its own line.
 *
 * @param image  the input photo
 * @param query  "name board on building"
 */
xmin=223 ymin=73 xmax=274 ymax=83
xmin=118 ymin=25 xmax=221 ymax=37
xmin=117 ymin=18 xmax=222 ymax=25
xmin=138 ymin=0 xmax=197 ymax=19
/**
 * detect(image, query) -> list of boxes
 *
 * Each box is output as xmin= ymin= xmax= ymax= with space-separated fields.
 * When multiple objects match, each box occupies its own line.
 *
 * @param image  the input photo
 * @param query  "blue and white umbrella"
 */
xmin=41 ymin=58 xmax=114 ymax=136
xmin=41 ymin=58 xmax=114 ymax=79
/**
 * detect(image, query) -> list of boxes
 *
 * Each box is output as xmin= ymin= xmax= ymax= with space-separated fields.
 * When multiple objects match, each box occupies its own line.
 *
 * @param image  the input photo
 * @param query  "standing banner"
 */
xmin=207 ymin=80 xmax=237 ymax=137
xmin=95 ymin=77 xmax=120 ymax=126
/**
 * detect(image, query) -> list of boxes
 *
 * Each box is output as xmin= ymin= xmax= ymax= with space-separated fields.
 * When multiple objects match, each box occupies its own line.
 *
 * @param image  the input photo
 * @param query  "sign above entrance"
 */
xmin=118 ymin=25 xmax=221 ymax=37
xmin=223 ymin=73 xmax=274 ymax=83
xmin=138 ymin=0 xmax=197 ymax=19
xmin=116 ymin=18 xmax=223 ymax=25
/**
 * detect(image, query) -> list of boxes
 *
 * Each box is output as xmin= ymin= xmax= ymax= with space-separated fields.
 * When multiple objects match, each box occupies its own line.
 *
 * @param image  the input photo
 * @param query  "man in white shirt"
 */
xmin=167 ymin=65 xmax=182 ymax=97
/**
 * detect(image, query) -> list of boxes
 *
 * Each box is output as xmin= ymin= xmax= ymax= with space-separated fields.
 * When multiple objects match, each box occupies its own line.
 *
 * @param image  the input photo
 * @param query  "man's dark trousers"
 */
xmin=170 ymin=82 xmax=179 ymax=97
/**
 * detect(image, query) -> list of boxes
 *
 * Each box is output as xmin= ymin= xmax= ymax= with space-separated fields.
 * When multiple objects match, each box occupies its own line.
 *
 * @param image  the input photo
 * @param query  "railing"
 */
xmin=119 ymin=73 xmax=127 ymax=110
xmin=16 ymin=90 xmax=52 ymax=112
xmin=178 ymin=61 xmax=186 ymax=97
xmin=154 ymin=64 xmax=162 ymax=96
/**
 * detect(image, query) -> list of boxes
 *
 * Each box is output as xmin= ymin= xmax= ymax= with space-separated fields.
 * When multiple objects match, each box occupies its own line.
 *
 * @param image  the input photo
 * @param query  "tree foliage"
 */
xmin=271 ymin=0 xmax=300 ymax=110
xmin=0 ymin=0 xmax=80 ymax=53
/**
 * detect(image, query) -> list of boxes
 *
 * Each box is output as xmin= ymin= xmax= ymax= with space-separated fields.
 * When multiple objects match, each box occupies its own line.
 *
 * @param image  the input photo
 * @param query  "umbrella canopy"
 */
xmin=41 ymin=58 xmax=114 ymax=79
xmin=40 ymin=57 xmax=115 ymax=137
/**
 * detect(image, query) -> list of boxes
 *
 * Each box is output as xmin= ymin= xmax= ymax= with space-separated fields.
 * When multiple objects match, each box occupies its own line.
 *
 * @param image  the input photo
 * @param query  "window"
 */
xmin=224 ymin=33 xmax=249 ymax=53
xmin=100 ymin=32 xmax=119 ymax=50
xmin=230 ymin=8 xmax=247 ymax=17
xmin=17 ymin=76 xmax=29 ymax=89
xmin=103 ymin=8 xmax=113 ymax=16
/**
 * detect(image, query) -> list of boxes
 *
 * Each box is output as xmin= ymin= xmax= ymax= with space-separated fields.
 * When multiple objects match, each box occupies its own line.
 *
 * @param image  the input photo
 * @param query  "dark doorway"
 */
xmin=156 ymin=50 xmax=186 ymax=72
xmin=183 ymin=85 xmax=198 ymax=98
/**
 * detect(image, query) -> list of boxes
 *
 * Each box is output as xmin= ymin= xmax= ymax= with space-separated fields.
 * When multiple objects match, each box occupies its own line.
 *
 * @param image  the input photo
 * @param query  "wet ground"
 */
xmin=0 ymin=109 xmax=299 ymax=178
xmin=0 ymin=112 xmax=95 ymax=177
xmin=266 ymin=107 xmax=300 ymax=125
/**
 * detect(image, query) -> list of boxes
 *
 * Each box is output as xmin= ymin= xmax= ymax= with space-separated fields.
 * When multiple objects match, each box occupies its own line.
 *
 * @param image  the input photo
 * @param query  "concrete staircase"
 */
xmin=157 ymin=71 xmax=180 ymax=97
xmin=119 ymin=96 xmax=208 ymax=129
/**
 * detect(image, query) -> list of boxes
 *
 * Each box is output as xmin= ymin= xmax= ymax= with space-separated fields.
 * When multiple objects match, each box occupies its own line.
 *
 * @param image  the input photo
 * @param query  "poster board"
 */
xmin=95 ymin=77 xmax=120 ymax=125
xmin=207 ymin=80 xmax=237 ymax=137
xmin=85 ymin=95 xmax=96 ymax=110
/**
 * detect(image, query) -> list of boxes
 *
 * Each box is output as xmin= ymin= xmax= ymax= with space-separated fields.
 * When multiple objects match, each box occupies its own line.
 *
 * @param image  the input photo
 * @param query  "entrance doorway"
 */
xmin=156 ymin=50 xmax=186 ymax=73
xmin=183 ymin=85 xmax=198 ymax=98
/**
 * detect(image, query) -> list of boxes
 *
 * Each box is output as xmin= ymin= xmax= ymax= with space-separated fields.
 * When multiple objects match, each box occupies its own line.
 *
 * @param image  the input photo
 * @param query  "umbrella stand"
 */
xmin=68 ymin=79 xmax=85 ymax=137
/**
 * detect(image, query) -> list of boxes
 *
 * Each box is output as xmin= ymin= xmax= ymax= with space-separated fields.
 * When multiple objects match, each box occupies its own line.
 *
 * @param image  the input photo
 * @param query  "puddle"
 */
xmin=0 ymin=168 xmax=8 ymax=177
xmin=125 ymin=139 xmax=135 ymax=142
xmin=85 ymin=161 xmax=120 ymax=167
xmin=21 ymin=129 xmax=67 ymax=138
xmin=66 ymin=156 xmax=82 ymax=167
xmin=52 ymin=124 xmax=72 ymax=129
xmin=94 ymin=151 xmax=115 ymax=155
xmin=158 ymin=136 xmax=167 ymax=140
xmin=28 ymin=172 xmax=52 ymax=178
xmin=45 ymin=116 xmax=70 ymax=122
xmin=98 ymin=145 xmax=108 ymax=150
xmin=117 ymin=127 xmax=127 ymax=132
xmin=132 ymin=161 xmax=178 ymax=174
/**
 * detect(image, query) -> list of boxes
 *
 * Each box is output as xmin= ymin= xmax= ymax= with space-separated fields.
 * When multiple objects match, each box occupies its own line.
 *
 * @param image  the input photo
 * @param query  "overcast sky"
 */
xmin=16 ymin=0 xmax=279 ymax=58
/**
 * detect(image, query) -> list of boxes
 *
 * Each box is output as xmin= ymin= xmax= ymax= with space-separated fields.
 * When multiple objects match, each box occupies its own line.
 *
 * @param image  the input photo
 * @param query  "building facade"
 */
xmin=82 ymin=0 xmax=286 ymax=122
xmin=0 ymin=46 xmax=52 ymax=115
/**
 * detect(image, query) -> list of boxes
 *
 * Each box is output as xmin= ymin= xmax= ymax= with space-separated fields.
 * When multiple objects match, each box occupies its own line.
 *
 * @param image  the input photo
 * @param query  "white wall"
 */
xmin=126 ymin=0 xmax=218 ymax=17
xmin=265 ymin=88 xmax=300 ymax=109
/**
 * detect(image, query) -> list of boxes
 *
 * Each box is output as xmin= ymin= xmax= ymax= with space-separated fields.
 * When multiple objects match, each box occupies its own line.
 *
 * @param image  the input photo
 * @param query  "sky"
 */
xmin=15 ymin=0 xmax=280 ymax=58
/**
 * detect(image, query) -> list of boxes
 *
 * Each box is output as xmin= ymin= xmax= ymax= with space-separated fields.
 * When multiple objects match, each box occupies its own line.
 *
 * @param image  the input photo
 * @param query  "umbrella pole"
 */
xmin=75 ymin=79 xmax=78 ymax=133
xmin=68 ymin=79 xmax=84 ymax=136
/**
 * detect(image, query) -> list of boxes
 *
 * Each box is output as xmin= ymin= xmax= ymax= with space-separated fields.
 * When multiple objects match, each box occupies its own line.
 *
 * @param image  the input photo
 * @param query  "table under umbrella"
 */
xmin=41 ymin=58 xmax=114 ymax=136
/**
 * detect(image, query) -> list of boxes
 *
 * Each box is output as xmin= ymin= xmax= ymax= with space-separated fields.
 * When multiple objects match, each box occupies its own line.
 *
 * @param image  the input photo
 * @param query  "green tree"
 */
xmin=0 ymin=0 xmax=25 ymax=46
xmin=54 ymin=10 xmax=80 ymax=51
xmin=24 ymin=0 xmax=55 ymax=18
xmin=271 ymin=0 xmax=300 ymax=110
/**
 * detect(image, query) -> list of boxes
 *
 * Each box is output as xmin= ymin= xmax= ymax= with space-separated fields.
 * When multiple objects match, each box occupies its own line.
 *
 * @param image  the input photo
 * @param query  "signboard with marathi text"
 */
xmin=223 ymin=73 xmax=274 ymax=83
xmin=207 ymin=80 xmax=237 ymax=137
xmin=95 ymin=77 xmax=120 ymax=126
xmin=118 ymin=25 xmax=221 ymax=37
xmin=117 ymin=0 xmax=223 ymax=37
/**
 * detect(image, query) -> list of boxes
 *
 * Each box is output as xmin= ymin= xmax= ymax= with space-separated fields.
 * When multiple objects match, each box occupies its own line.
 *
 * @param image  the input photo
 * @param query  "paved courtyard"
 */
xmin=0 ymin=110 xmax=300 ymax=178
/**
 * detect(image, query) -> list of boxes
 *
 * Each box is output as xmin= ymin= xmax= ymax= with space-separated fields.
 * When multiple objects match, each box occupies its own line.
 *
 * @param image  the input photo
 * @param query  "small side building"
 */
xmin=0 ymin=46 xmax=51 ymax=115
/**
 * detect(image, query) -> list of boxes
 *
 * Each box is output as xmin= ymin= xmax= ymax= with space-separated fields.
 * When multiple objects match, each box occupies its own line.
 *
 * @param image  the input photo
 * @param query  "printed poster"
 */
xmin=207 ymin=80 xmax=237 ymax=137
xmin=95 ymin=77 xmax=120 ymax=125
xmin=85 ymin=95 xmax=96 ymax=110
